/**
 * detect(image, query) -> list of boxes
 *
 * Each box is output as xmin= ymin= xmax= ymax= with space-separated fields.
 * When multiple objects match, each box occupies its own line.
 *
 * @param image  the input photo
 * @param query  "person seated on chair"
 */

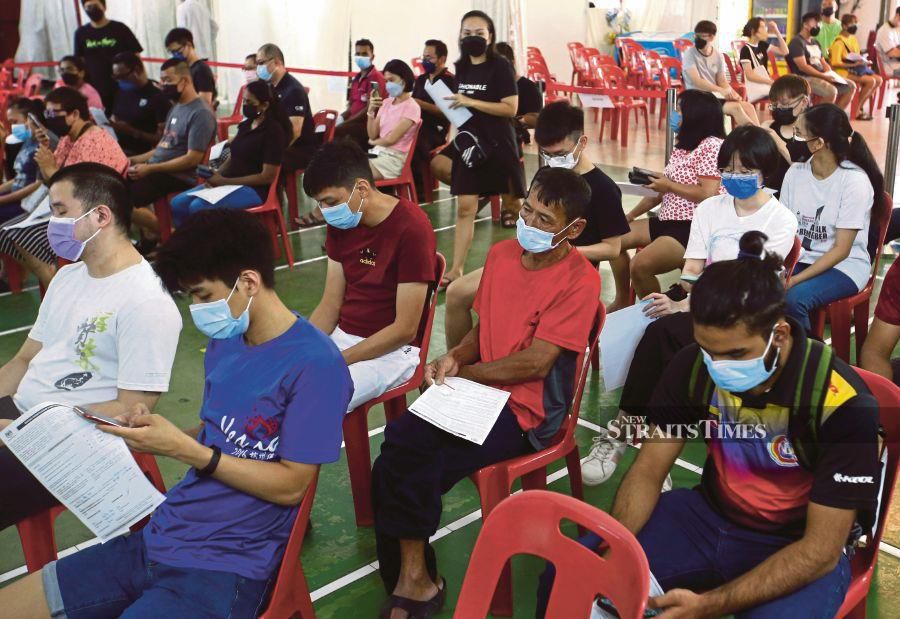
xmin=875 ymin=7 xmax=900 ymax=78
xmin=109 ymin=53 xmax=172 ymax=156
xmin=53 ymin=55 xmax=104 ymax=112
xmin=861 ymin=257 xmax=900 ymax=386
xmin=584 ymin=128 xmax=799 ymax=488
xmin=739 ymin=18 xmax=789 ymax=101
xmin=366 ymin=59 xmax=422 ymax=182
xmin=0 ymin=98 xmax=44 ymax=224
xmin=536 ymin=232 xmax=880 ymax=618
xmin=169 ymin=80 xmax=290 ymax=227
xmin=763 ymin=75 xmax=812 ymax=164
xmin=411 ymin=39 xmax=457 ymax=188
xmin=0 ymin=162 xmax=181 ymax=534
xmin=445 ymin=100 xmax=627 ymax=348
xmin=0 ymin=87 xmax=129 ymax=290
xmin=242 ymin=53 xmax=258 ymax=84
xmin=788 ymin=12 xmax=857 ymax=110
xmin=304 ymin=141 xmax=436 ymax=412
xmin=164 ymin=27 xmax=217 ymax=109
xmin=815 ymin=0 xmax=843 ymax=54
xmin=494 ymin=42 xmax=543 ymax=144
xmin=127 ymin=58 xmax=216 ymax=246
xmin=372 ymin=166 xmax=600 ymax=618
xmin=335 ymin=38 xmax=387 ymax=151
xmin=780 ymin=103 xmax=883 ymax=332
xmin=829 ymin=13 xmax=883 ymax=121
xmin=608 ymin=89 xmax=725 ymax=312
xmin=682 ymin=20 xmax=760 ymax=126
xmin=0 ymin=207 xmax=351 ymax=618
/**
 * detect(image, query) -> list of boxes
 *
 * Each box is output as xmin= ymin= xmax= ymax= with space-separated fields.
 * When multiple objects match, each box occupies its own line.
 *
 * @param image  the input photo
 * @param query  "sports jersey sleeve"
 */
xmin=186 ymin=107 xmax=216 ymax=152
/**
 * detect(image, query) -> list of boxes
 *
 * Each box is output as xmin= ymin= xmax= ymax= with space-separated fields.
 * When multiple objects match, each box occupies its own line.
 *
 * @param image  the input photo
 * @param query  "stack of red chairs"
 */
xmin=673 ymin=38 xmax=694 ymax=59
xmin=615 ymin=38 xmax=646 ymax=86
xmin=566 ymin=42 xmax=586 ymax=85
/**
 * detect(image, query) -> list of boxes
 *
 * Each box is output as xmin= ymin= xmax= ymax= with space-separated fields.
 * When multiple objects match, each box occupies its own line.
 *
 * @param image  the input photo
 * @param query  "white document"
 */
xmin=617 ymin=182 xmax=660 ymax=198
xmin=3 ymin=195 xmax=50 ymax=228
xmin=209 ymin=139 xmax=228 ymax=162
xmin=589 ymin=570 xmax=665 ymax=618
xmin=409 ymin=377 xmax=510 ymax=445
xmin=600 ymin=300 xmax=656 ymax=392
xmin=823 ymin=70 xmax=849 ymax=85
xmin=845 ymin=52 xmax=867 ymax=63
xmin=187 ymin=184 xmax=245 ymax=204
xmin=423 ymin=78 xmax=474 ymax=129
xmin=1 ymin=402 xmax=165 ymax=542
xmin=579 ymin=93 xmax=615 ymax=109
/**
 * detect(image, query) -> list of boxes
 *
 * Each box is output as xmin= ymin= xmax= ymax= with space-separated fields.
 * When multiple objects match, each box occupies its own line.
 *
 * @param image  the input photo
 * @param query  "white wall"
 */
xmin=524 ymin=0 xmax=588 ymax=79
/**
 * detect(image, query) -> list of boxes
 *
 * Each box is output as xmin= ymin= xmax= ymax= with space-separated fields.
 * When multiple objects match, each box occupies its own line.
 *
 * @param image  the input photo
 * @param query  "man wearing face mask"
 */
xmin=127 ymin=58 xmax=216 ymax=245
xmin=372 ymin=167 xmax=600 ymax=617
xmin=787 ymin=12 xmax=856 ymax=109
xmin=411 ymin=39 xmax=457 ymax=196
xmin=54 ymin=56 xmax=104 ymax=112
xmin=334 ymin=38 xmax=387 ymax=151
xmin=109 ymin=53 xmax=171 ymax=156
xmin=0 ymin=207 xmax=352 ymax=619
xmin=0 ymin=162 xmax=181 ymax=537
xmin=815 ymin=0 xmax=843 ymax=55
xmin=444 ymin=101 xmax=627 ymax=348
xmin=73 ymin=0 xmax=143 ymax=111
xmin=303 ymin=141 xmax=436 ymax=412
xmin=164 ymin=27 xmax=218 ymax=109
xmin=536 ymin=233 xmax=879 ymax=618
xmin=875 ymin=7 xmax=900 ymax=77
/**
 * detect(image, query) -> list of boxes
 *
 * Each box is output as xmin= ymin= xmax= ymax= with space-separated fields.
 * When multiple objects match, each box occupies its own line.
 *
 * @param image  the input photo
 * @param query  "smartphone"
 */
xmin=27 ymin=112 xmax=46 ymax=133
xmin=73 ymin=405 xmax=127 ymax=428
xmin=197 ymin=165 xmax=214 ymax=179
xmin=370 ymin=81 xmax=380 ymax=97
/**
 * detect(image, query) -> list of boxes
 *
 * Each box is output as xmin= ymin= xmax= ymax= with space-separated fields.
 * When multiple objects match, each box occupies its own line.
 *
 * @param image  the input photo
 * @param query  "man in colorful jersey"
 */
xmin=537 ymin=237 xmax=880 ymax=618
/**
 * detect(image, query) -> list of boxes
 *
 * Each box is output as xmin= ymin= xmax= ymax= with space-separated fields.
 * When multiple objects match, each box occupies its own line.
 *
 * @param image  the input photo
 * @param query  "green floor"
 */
xmin=0 ymin=158 xmax=896 ymax=617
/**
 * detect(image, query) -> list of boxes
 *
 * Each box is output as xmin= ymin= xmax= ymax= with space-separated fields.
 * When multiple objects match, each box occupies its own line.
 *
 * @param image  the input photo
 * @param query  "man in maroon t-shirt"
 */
xmin=334 ymin=38 xmax=387 ymax=150
xmin=861 ymin=257 xmax=900 ymax=384
xmin=370 ymin=167 xmax=601 ymax=616
xmin=304 ymin=141 xmax=436 ymax=411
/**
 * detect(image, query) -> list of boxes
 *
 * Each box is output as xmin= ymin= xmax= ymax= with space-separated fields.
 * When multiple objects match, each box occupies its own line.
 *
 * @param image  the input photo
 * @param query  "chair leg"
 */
xmin=286 ymin=173 xmax=300 ymax=231
xmin=619 ymin=110 xmax=630 ymax=148
xmin=154 ymin=197 xmax=173 ymax=242
xmin=2 ymin=254 xmax=23 ymax=293
xmin=16 ymin=510 xmax=59 ymax=573
xmin=343 ymin=406 xmax=375 ymax=526
xmin=521 ymin=468 xmax=547 ymax=491
xmin=829 ymin=304 xmax=852 ymax=362
xmin=853 ymin=301 xmax=871 ymax=362
xmin=273 ymin=206 xmax=295 ymax=268
xmin=809 ymin=308 xmax=827 ymax=341
xmin=642 ymin=108 xmax=650 ymax=143
xmin=383 ymin=396 xmax=407 ymax=424
xmin=294 ymin=559 xmax=317 ymax=619
xmin=476 ymin=474 xmax=514 ymax=617
xmin=565 ymin=446 xmax=588 ymax=535
xmin=490 ymin=195 xmax=501 ymax=222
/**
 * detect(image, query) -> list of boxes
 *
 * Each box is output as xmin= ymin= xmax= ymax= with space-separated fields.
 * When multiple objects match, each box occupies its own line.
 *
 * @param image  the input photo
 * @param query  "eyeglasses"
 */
xmin=256 ymin=57 xmax=274 ymax=66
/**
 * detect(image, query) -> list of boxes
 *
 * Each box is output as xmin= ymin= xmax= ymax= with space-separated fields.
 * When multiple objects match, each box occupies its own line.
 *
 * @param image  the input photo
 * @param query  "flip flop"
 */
xmin=856 ymin=112 xmax=873 ymax=121
xmin=378 ymin=578 xmax=446 ymax=619
xmin=295 ymin=212 xmax=326 ymax=228
xmin=500 ymin=210 xmax=517 ymax=229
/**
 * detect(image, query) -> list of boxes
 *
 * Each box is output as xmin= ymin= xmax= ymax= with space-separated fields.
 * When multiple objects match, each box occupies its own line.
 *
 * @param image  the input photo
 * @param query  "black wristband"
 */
xmin=196 ymin=445 xmax=221 ymax=477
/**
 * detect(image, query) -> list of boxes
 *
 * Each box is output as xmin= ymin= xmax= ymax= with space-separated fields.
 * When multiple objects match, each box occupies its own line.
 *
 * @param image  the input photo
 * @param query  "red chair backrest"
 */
xmin=412 ymin=254 xmax=447 ymax=352
xmin=23 ymin=73 xmax=43 ymax=98
xmin=567 ymin=42 xmax=585 ymax=61
xmin=723 ymin=54 xmax=743 ymax=83
xmin=783 ymin=236 xmax=802 ymax=284
xmin=767 ymin=50 xmax=781 ymax=78
xmin=312 ymin=108 xmax=338 ymax=144
xmin=454 ymin=490 xmax=649 ymax=619
xmin=601 ymin=65 xmax=628 ymax=90
xmin=588 ymin=55 xmax=617 ymax=71
xmin=731 ymin=40 xmax=746 ymax=58
xmin=411 ymin=57 xmax=424 ymax=76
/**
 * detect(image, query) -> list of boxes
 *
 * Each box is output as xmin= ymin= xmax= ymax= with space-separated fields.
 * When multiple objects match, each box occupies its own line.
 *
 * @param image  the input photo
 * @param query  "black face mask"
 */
xmin=45 ymin=114 xmax=71 ymax=137
xmin=847 ymin=25 xmax=858 ymax=35
xmin=460 ymin=35 xmax=488 ymax=58
xmin=85 ymin=6 xmax=104 ymax=21
xmin=810 ymin=26 xmax=821 ymax=37
xmin=242 ymin=103 xmax=259 ymax=120
xmin=162 ymin=83 xmax=181 ymax=101
xmin=822 ymin=7 xmax=834 ymax=17
xmin=772 ymin=107 xmax=797 ymax=126
xmin=60 ymin=72 xmax=79 ymax=87
xmin=694 ymin=36 xmax=708 ymax=50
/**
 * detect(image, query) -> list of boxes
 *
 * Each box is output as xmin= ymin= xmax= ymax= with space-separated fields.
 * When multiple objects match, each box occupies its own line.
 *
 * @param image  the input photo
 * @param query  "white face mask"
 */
xmin=541 ymin=138 xmax=584 ymax=170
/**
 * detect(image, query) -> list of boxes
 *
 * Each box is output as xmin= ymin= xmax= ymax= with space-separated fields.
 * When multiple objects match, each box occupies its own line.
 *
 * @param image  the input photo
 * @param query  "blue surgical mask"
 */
xmin=702 ymin=329 xmax=780 ymax=393
xmin=11 ymin=123 xmax=32 ymax=142
xmin=385 ymin=81 xmax=404 ymax=98
xmin=321 ymin=186 xmax=364 ymax=229
xmin=189 ymin=279 xmax=253 ymax=340
xmin=668 ymin=108 xmax=682 ymax=133
xmin=355 ymin=55 xmax=372 ymax=70
xmin=257 ymin=64 xmax=272 ymax=81
xmin=117 ymin=79 xmax=138 ymax=92
xmin=721 ymin=172 xmax=761 ymax=200
xmin=516 ymin=216 xmax=578 ymax=254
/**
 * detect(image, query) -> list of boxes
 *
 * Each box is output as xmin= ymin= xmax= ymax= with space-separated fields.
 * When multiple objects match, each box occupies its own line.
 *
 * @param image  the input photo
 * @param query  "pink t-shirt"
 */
xmin=54 ymin=126 xmax=129 ymax=176
xmin=53 ymin=80 xmax=104 ymax=111
xmin=659 ymin=136 xmax=724 ymax=221
xmin=376 ymin=96 xmax=421 ymax=154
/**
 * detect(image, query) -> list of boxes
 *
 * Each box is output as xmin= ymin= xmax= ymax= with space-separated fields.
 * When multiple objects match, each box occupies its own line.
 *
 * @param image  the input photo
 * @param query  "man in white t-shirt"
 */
xmin=0 ymin=162 xmax=182 ymax=531
xmin=876 ymin=8 xmax=900 ymax=77
xmin=682 ymin=20 xmax=760 ymax=127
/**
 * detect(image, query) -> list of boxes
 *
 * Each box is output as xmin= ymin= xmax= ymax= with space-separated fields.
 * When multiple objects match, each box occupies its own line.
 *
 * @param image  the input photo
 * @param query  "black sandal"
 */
xmin=500 ymin=210 xmax=517 ymax=228
xmin=378 ymin=578 xmax=446 ymax=619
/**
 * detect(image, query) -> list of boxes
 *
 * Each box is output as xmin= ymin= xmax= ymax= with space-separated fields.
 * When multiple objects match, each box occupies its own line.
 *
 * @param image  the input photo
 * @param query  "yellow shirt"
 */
xmin=829 ymin=34 xmax=861 ymax=77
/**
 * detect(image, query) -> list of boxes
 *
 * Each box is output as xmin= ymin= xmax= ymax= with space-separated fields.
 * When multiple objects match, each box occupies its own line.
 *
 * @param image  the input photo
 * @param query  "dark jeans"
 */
xmin=129 ymin=173 xmax=195 ymax=209
xmin=372 ymin=405 xmax=530 ymax=593
xmin=0 ymin=405 xmax=58 ymax=530
xmin=536 ymin=489 xmax=850 ymax=618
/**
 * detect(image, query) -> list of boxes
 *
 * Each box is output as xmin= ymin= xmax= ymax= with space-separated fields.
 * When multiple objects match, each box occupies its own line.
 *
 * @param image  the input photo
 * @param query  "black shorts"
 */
xmin=450 ymin=142 xmax=525 ymax=199
xmin=648 ymin=217 xmax=692 ymax=248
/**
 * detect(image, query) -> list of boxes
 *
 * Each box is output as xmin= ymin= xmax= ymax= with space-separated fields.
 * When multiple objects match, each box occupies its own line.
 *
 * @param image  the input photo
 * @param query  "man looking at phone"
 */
xmin=334 ymin=38 xmax=387 ymax=150
xmin=0 ymin=162 xmax=182 ymax=532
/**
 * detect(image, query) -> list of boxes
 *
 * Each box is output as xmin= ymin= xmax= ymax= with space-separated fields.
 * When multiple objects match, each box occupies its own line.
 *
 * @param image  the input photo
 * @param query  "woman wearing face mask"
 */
xmin=780 ymin=103 xmax=884 ymax=331
xmin=608 ymin=89 xmax=725 ymax=312
xmin=829 ymin=14 xmax=883 ymax=120
xmin=169 ymin=80 xmax=290 ymax=227
xmin=739 ymin=18 xmax=789 ymax=103
xmin=763 ymin=75 xmax=812 ymax=164
xmin=366 ymin=59 xmax=422 ymax=181
xmin=53 ymin=56 xmax=104 ymax=112
xmin=440 ymin=9 xmax=523 ymax=289
xmin=0 ymin=99 xmax=45 ymax=224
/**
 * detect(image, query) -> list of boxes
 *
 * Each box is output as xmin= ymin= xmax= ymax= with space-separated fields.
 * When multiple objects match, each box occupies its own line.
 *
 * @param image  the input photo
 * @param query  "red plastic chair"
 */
xmin=454 ymin=490 xmax=649 ymax=619
xmin=469 ymin=305 xmax=605 ymax=616
xmin=722 ymin=54 xmax=747 ymax=99
xmin=216 ymin=84 xmax=245 ymax=142
xmin=567 ymin=42 xmax=586 ymax=85
xmin=767 ymin=50 xmax=782 ymax=79
xmin=22 ymin=73 xmax=43 ymax=99
xmin=374 ymin=119 xmax=422 ymax=204
xmin=783 ymin=236 xmax=802 ymax=285
xmin=411 ymin=57 xmax=425 ymax=76
xmin=599 ymin=66 xmax=650 ymax=148
xmin=809 ymin=192 xmax=892 ymax=362
xmin=16 ymin=452 xmax=166 ymax=573
xmin=256 ymin=473 xmax=320 ymax=619
xmin=343 ymin=253 xmax=446 ymax=526
xmin=247 ymin=166 xmax=295 ymax=268
xmin=673 ymin=38 xmax=694 ymax=59
xmin=286 ymin=108 xmax=338 ymax=230
xmin=834 ymin=368 xmax=900 ymax=618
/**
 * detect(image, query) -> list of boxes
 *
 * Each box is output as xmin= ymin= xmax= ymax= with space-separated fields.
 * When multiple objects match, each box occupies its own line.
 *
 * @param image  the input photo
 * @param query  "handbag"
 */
xmin=743 ymin=45 xmax=771 ymax=103
xmin=453 ymin=130 xmax=488 ymax=169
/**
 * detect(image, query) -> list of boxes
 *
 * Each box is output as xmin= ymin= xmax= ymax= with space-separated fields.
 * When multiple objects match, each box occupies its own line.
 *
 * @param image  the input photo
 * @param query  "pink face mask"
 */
xmin=242 ymin=69 xmax=258 ymax=84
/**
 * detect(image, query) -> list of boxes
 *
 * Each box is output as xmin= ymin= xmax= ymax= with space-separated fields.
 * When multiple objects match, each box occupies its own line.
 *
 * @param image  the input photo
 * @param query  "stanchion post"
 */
xmin=884 ymin=104 xmax=900 ymax=198
xmin=665 ymin=87 xmax=677 ymax=165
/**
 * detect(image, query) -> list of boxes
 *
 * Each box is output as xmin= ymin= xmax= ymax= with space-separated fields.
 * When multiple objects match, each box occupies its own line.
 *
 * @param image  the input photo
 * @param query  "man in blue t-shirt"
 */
xmin=0 ymin=209 xmax=353 ymax=618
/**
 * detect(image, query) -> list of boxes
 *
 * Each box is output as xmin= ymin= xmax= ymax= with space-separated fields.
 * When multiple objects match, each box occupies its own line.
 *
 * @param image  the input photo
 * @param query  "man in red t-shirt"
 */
xmin=334 ymin=38 xmax=387 ymax=150
xmin=304 ymin=141 xmax=436 ymax=411
xmin=861 ymin=257 xmax=900 ymax=384
xmin=371 ymin=167 xmax=601 ymax=616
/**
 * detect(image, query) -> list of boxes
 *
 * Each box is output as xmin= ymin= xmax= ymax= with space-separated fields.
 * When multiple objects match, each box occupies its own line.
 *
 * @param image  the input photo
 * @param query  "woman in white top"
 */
xmin=780 ymin=103 xmax=883 ymax=331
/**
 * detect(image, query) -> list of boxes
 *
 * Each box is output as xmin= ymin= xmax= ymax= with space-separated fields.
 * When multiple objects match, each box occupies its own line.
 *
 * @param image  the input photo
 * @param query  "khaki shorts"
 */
xmin=369 ymin=146 xmax=407 ymax=179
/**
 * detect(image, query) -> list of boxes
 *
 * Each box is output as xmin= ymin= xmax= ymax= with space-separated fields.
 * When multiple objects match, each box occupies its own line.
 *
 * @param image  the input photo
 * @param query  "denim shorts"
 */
xmin=42 ymin=531 xmax=272 ymax=618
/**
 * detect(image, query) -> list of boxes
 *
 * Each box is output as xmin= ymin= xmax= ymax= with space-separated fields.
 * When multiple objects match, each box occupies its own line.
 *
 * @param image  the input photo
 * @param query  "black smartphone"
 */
xmin=197 ymin=165 xmax=214 ymax=179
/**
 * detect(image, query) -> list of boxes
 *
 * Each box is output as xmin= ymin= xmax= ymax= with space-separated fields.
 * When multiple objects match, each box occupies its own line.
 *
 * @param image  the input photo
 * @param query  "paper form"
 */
xmin=409 ymin=377 xmax=511 ymax=445
xmin=209 ymin=139 xmax=228 ymax=161
xmin=186 ymin=184 xmax=246 ymax=204
xmin=423 ymin=79 xmax=474 ymax=129
xmin=599 ymin=300 xmax=656 ymax=392
xmin=616 ymin=182 xmax=660 ymax=198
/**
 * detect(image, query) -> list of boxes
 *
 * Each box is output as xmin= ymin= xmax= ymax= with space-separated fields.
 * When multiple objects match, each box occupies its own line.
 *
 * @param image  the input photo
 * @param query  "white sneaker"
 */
xmin=582 ymin=435 xmax=626 ymax=486
xmin=662 ymin=474 xmax=673 ymax=492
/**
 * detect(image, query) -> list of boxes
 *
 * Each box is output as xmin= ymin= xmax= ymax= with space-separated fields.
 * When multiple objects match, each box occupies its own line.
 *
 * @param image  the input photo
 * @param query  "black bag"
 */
xmin=453 ymin=130 xmax=489 ymax=169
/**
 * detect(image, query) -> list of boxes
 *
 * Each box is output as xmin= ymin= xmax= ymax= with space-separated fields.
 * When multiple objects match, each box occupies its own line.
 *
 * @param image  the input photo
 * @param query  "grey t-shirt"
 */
xmin=150 ymin=97 xmax=216 ymax=180
xmin=682 ymin=46 xmax=725 ymax=91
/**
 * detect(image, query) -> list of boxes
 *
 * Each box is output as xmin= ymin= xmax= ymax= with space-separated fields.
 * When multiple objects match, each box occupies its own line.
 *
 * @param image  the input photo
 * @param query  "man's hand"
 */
xmin=98 ymin=413 xmax=193 ymax=458
xmin=127 ymin=163 xmax=152 ymax=180
xmin=34 ymin=144 xmax=55 ymax=169
xmin=423 ymin=354 xmax=460 ymax=386
xmin=113 ymin=402 xmax=153 ymax=427
xmin=651 ymin=589 xmax=716 ymax=619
